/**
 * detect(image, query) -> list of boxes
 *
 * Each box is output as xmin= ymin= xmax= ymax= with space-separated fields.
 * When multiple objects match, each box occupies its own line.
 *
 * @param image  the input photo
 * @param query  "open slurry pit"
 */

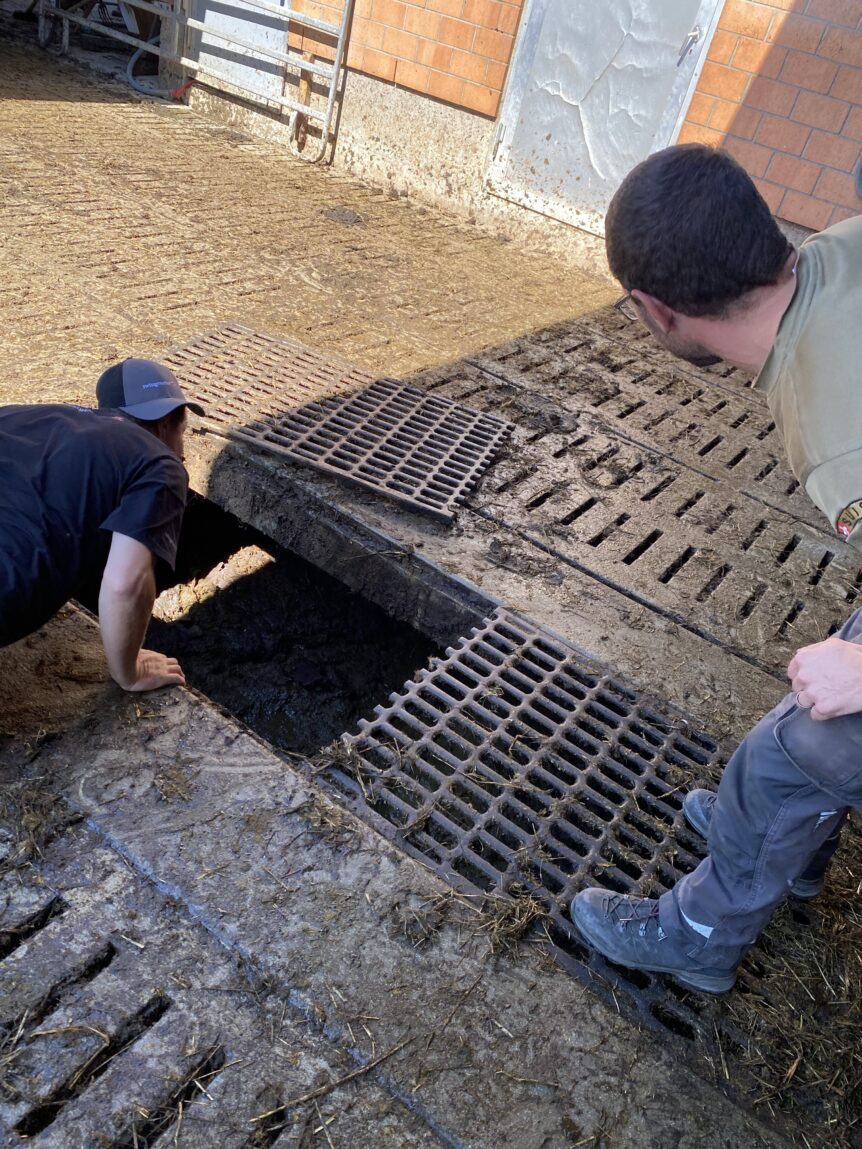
xmin=148 ymin=500 xmax=438 ymax=755
xmin=0 ymin=32 xmax=860 ymax=1149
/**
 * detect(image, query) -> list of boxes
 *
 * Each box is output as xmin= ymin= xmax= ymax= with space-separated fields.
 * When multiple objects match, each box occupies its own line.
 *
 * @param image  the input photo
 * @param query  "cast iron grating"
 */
xmin=323 ymin=608 xmax=765 ymax=1051
xmin=470 ymin=425 xmax=862 ymax=674
xmin=165 ymin=324 xmax=512 ymax=523
xmin=419 ymin=311 xmax=820 ymax=526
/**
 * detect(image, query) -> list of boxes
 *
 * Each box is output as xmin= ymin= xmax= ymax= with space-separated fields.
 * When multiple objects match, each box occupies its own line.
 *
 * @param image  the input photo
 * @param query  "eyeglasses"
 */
xmin=613 ymin=293 xmax=640 ymax=322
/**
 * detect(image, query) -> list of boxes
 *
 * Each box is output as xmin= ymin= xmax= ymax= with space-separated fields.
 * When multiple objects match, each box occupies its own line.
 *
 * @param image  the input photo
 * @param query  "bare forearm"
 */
xmin=98 ymin=567 xmax=156 ymax=688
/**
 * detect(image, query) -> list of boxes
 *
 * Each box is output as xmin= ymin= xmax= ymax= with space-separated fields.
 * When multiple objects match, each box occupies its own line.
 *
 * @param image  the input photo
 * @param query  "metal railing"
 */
xmin=37 ymin=0 xmax=355 ymax=161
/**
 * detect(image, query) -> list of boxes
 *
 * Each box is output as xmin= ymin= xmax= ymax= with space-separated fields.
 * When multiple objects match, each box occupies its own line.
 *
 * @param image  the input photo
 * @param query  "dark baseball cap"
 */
xmin=96 ymin=358 xmax=205 ymax=422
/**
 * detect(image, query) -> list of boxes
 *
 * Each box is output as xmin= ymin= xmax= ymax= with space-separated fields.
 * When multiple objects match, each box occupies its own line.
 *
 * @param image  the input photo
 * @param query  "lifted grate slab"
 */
xmin=165 ymin=323 xmax=375 ymax=414
xmin=325 ymin=608 xmax=760 ymax=1046
xmin=165 ymin=324 xmax=512 ymax=522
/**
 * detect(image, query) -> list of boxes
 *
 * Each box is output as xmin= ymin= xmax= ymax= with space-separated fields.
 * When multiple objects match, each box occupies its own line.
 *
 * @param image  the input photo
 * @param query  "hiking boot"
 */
xmin=569 ymin=889 xmax=737 ymax=994
xmin=682 ymin=788 xmax=826 ymax=900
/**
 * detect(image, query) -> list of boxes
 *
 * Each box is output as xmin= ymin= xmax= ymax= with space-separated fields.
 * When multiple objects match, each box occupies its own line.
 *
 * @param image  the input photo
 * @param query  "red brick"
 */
xmin=699 ymin=61 xmax=751 ymax=101
xmin=805 ymin=128 xmax=861 ymax=169
xmin=351 ymin=13 xmax=371 ymax=41
xmin=767 ymin=151 xmax=821 ymax=192
xmin=417 ymin=39 xmax=453 ymax=70
xmin=485 ymin=59 xmax=508 ymax=90
xmin=831 ymin=65 xmax=862 ymax=102
xmin=449 ymin=48 xmax=485 ymax=80
xmin=708 ymin=29 xmax=738 ymax=65
xmin=780 ymin=189 xmax=835 ymax=228
xmin=404 ymin=6 xmax=442 ymax=37
xmin=394 ymin=58 xmax=431 ymax=91
xmin=805 ymin=0 xmax=862 ymax=26
xmin=780 ymin=49 xmax=839 ymax=92
xmin=371 ymin=0 xmax=406 ymax=27
xmin=362 ymin=47 xmax=397 ymax=80
xmin=814 ymin=166 xmax=862 ymax=208
xmin=381 ymin=25 xmax=419 ymax=57
xmin=755 ymin=113 xmax=811 ymax=152
xmin=831 ymin=206 xmax=861 ymax=224
xmin=346 ymin=43 xmax=364 ymax=70
xmin=792 ymin=89 xmax=851 ymax=130
xmin=461 ymin=80 xmax=500 ymax=116
xmin=439 ymin=15 xmax=474 ymax=48
xmin=718 ymin=0 xmax=775 ymax=39
xmin=496 ymin=4 xmax=521 ymax=35
xmin=688 ymin=92 xmax=716 ymax=125
xmin=361 ymin=18 xmax=387 ymax=48
xmin=677 ymin=122 xmax=725 ymax=147
xmin=819 ymin=26 xmax=862 ymax=67
xmin=727 ymin=103 xmax=762 ymax=138
xmin=769 ymin=14 xmax=827 ymax=53
xmin=723 ymin=135 xmax=774 ymax=176
xmin=462 ymin=0 xmax=501 ymax=25
xmin=746 ymin=75 xmax=798 ymax=114
xmin=846 ymin=105 xmax=862 ymax=140
xmin=473 ymin=25 xmax=511 ymax=60
xmin=754 ymin=177 xmax=786 ymax=213
xmin=426 ymin=0 xmax=463 ymax=15
xmin=709 ymin=98 xmax=760 ymax=136
xmin=733 ymin=36 xmax=786 ymax=77
xmin=427 ymin=69 xmax=464 ymax=103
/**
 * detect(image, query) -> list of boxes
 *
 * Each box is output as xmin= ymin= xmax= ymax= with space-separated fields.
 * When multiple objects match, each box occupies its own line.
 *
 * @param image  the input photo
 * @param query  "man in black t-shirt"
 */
xmin=0 ymin=359 xmax=204 ymax=693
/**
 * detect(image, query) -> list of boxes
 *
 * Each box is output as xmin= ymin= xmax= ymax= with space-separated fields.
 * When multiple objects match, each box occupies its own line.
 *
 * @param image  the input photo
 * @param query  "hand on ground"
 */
xmin=119 ymin=649 xmax=186 ymax=692
xmin=788 ymin=636 xmax=862 ymax=720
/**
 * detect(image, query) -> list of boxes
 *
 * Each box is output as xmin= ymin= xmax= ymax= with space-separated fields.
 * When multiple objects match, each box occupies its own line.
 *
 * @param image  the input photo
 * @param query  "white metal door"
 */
xmin=486 ymin=0 xmax=723 ymax=236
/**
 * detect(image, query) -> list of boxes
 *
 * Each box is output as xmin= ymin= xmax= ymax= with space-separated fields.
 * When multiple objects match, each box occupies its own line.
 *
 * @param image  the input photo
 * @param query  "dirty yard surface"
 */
xmin=1 ymin=30 xmax=860 ymax=1149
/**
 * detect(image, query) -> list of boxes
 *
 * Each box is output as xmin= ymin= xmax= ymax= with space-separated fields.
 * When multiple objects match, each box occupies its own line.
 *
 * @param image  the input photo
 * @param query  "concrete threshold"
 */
xmin=0 ymin=607 xmax=786 ymax=1149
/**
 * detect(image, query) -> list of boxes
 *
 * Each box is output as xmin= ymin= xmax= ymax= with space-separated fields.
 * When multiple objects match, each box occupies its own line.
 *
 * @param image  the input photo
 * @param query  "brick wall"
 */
xmin=679 ymin=0 xmax=862 ymax=230
xmin=288 ymin=0 xmax=524 ymax=117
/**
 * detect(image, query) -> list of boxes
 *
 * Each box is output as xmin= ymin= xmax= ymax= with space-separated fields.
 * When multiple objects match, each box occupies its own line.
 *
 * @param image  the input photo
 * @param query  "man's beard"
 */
xmin=640 ymin=313 xmax=723 ymax=367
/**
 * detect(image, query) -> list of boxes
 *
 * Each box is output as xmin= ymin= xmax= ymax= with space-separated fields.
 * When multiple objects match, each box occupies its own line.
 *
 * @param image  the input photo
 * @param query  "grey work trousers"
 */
xmin=659 ymin=608 xmax=862 ymax=971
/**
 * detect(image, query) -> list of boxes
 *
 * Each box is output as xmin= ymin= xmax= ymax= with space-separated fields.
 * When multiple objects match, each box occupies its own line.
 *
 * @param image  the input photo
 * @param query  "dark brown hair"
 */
xmin=606 ymin=144 xmax=793 ymax=317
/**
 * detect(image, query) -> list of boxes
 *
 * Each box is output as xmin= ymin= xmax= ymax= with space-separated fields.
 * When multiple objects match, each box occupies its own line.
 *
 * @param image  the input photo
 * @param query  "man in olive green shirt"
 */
xmin=569 ymin=143 xmax=862 ymax=993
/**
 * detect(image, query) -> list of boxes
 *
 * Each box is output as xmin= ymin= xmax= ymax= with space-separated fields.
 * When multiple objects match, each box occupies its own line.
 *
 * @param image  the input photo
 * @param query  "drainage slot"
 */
xmin=2 ymin=942 xmax=117 ymax=1036
xmin=809 ymin=551 xmax=835 ymax=587
xmin=641 ymin=475 xmax=676 ymax=502
xmin=0 ymin=895 xmax=66 ymax=960
xmin=113 ymin=1043 xmax=226 ymax=1149
xmin=587 ymin=514 xmax=630 ymax=547
xmin=675 ymin=491 xmax=705 ymax=518
xmin=778 ymin=600 xmax=806 ymax=636
xmin=658 ymin=547 xmax=697 ymax=585
xmin=697 ymin=435 xmax=723 ymax=457
xmin=697 ymin=564 xmax=731 ymax=602
xmin=741 ymin=520 xmax=768 ymax=552
xmin=775 ymin=534 xmax=801 ymax=566
xmin=15 ymin=995 xmax=173 ymax=1137
xmin=621 ymin=530 xmax=662 ymax=565
xmin=525 ymin=487 xmax=562 ymax=510
xmin=559 ymin=496 xmax=598 ymax=525
xmin=754 ymin=458 xmax=778 ymax=482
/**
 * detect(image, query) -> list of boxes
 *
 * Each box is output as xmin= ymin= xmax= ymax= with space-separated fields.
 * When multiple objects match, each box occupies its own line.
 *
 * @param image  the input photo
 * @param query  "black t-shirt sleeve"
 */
xmin=100 ymin=456 xmax=188 ymax=569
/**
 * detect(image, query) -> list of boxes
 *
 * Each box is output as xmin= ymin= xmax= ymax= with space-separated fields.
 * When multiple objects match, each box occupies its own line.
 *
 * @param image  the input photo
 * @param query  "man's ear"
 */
xmin=151 ymin=416 xmax=172 ymax=446
xmin=631 ymin=290 xmax=676 ymax=333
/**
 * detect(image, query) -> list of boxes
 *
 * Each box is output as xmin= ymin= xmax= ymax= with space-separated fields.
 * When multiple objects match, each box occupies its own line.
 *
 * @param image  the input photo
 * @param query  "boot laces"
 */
xmin=603 ymin=894 xmax=665 ymax=939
